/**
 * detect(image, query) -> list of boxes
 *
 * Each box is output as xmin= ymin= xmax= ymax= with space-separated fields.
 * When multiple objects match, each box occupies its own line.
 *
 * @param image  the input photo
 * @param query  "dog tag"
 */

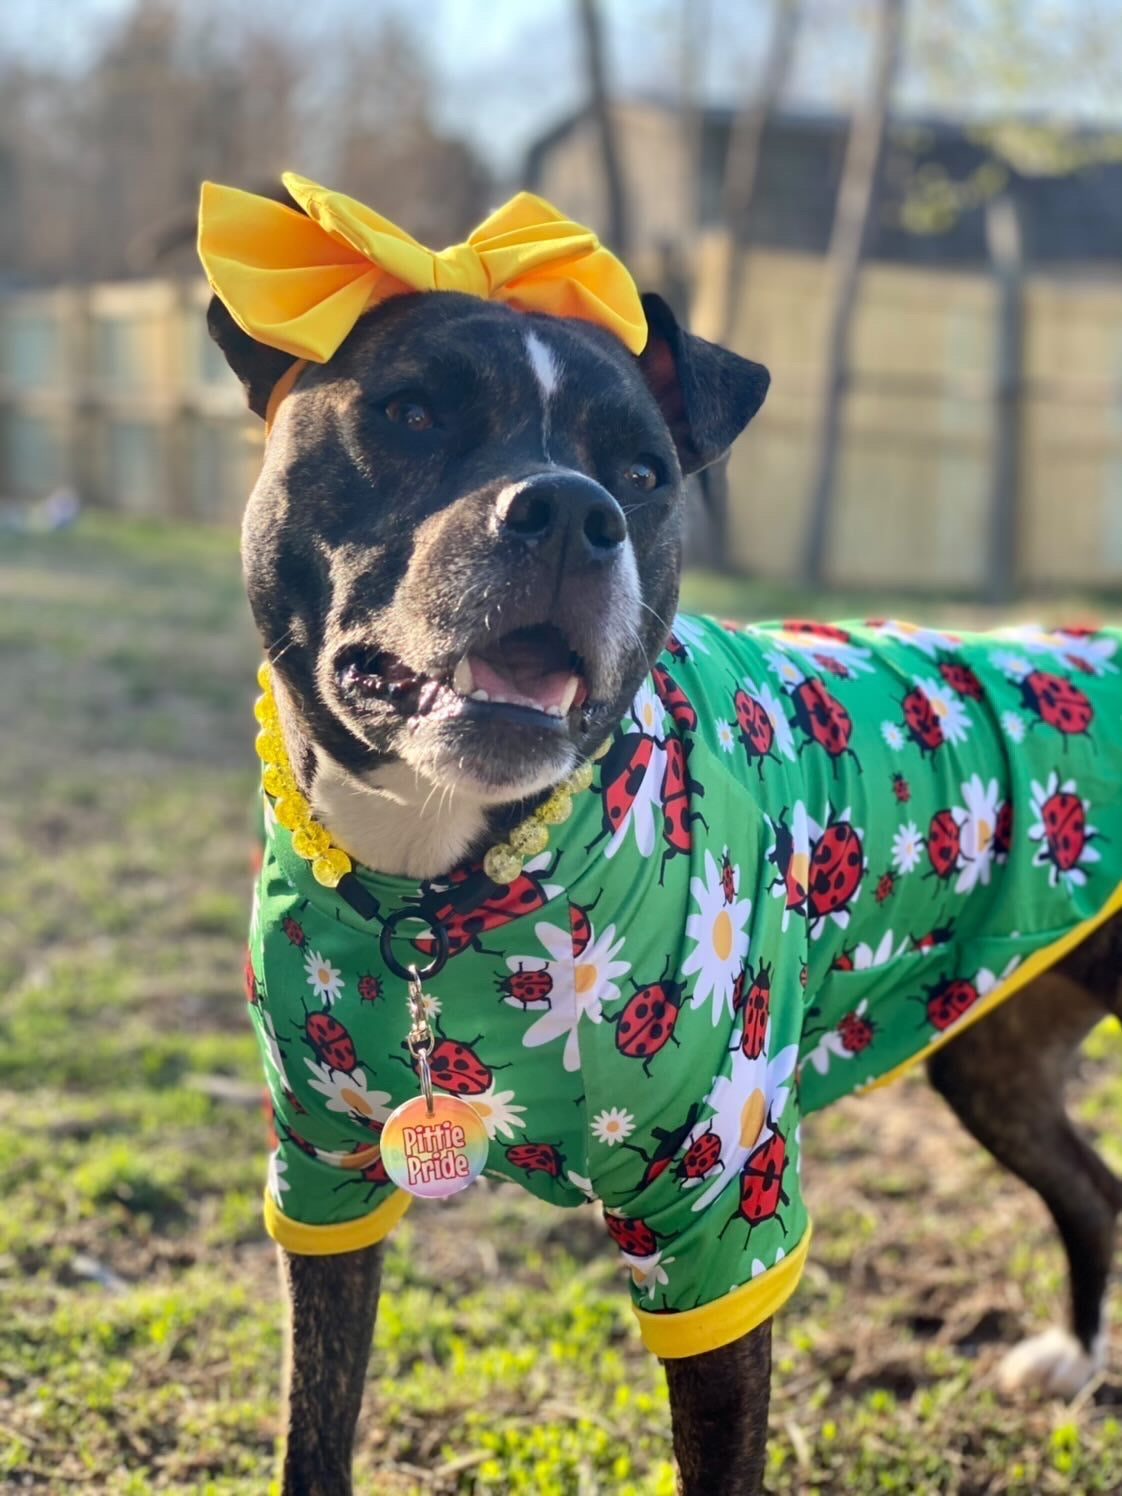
xmin=380 ymin=1091 xmax=489 ymax=1198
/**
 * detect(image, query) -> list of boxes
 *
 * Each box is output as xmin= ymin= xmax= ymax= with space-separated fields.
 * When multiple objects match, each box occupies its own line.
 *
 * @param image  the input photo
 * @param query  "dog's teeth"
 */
xmin=453 ymin=658 xmax=474 ymax=696
xmin=470 ymin=689 xmax=490 ymax=702
xmin=558 ymin=675 xmax=581 ymax=715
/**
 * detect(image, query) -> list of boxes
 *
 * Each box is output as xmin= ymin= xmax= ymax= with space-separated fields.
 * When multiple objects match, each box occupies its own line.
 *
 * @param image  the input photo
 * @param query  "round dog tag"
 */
xmin=380 ymin=1092 xmax=489 ymax=1198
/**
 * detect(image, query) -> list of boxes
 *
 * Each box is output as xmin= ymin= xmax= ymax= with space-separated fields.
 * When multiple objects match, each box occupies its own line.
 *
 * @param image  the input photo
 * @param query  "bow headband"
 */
xmin=198 ymin=173 xmax=647 ymax=426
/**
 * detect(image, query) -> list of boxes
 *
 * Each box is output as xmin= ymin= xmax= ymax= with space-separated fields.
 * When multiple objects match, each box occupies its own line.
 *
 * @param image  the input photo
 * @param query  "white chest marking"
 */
xmin=525 ymin=330 xmax=563 ymax=462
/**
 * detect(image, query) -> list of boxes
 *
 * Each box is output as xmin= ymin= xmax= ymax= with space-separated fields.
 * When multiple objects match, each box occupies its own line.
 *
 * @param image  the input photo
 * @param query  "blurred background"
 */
xmin=0 ymin=0 xmax=1119 ymax=596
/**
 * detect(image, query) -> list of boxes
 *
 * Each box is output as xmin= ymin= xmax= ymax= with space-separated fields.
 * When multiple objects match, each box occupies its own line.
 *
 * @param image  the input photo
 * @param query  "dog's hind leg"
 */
xmin=927 ymin=916 xmax=1122 ymax=1398
xmin=278 ymin=1243 xmax=384 ymax=1496
xmin=663 ymin=1320 xmax=772 ymax=1495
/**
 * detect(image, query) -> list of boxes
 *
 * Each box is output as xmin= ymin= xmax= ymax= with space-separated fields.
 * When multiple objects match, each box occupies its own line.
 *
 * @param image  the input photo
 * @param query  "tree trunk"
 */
xmin=801 ymin=0 xmax=905 ymax=585
xmin=984 ymin=194 xmax=1024 ymax=604
xmin=575 ymin=0 xmax=630 ymax=256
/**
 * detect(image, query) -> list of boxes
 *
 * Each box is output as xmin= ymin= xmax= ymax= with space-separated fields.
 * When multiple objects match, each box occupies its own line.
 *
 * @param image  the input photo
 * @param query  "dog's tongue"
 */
xmin=465 ymin=625 xmax=586 ymax=714
xmin=468 ymin=654 xmax=578 ymax=712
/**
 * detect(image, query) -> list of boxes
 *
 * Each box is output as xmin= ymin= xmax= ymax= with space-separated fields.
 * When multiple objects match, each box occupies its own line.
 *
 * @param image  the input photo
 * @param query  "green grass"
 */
xmin=2 ymin=513 xmax=1121 ymax=1493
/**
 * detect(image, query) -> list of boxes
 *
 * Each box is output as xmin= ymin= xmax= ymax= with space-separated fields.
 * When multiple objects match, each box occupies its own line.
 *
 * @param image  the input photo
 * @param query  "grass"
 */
xmin=1 ymin=512 xmax=1121 ymax=1493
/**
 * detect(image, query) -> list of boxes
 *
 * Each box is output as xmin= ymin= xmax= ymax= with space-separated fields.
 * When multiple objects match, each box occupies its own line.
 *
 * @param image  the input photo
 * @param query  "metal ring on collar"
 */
xmin=378 ymin=908 xmax=449 ymax=981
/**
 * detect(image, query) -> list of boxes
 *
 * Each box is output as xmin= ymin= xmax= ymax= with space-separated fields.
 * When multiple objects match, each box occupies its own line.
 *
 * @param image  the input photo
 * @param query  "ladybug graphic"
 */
xmin=604 ymin=1211 xmax=659 ymax=1257
xmin=302 ymin=1010 xmax=358 ymax=1074
xmin=568 ymin=896 xmax=601 ymax=957
xmin=1036 ymin=789 xmax=1091 ymax=874
xmin=399 ymin=1025 xmax=502 ymax=1097
xmin=614 ymin=962 xmax=685 ymax=1076
xmin=665 ymin=633 xmax=688 ymax=663
xmin=938 ymin=662 xmax=983 ymax=700
xmin=769 ymin=808 xmax=810 ymax=915
xmin=837 ymin=1008 xmax=875 ymax=1053
xmin=1019 ymin=671 xmax=1093 ymax=740
xmin=923 ymin=977 xmax=979 ymax=1031
xmin=416 ymin=856 xmax=559 ymax=958
xmin=282 ymin=1124 xmax=320 ymax=1160
xmin=243 ymin=949 xmax=260 ymax=1006
xmin=505 ymin=1141 xmax=565 ymax=1177
xmin=874 ymin=871 xmax=895 ymax=903
xmin=789 ymin=678 xmax=857 ymax=772
xmin=333 ymin=1152 xmax=392 ymax=1203
xmin=806 ymin=817 xmax=865 ymax=924
xmin=891 ymin=773 xmax=911 ymax=804
xmin=736 ymin=963 xmax=772 ymax=1059
xmin=281 ymin=1086 xmax=306 ymax=1117
xmin=623 ymin=1103 xmax=701 ymax=1187
xmin=357 ymin=973 xmax=382 ymax=1004
xmin=720 ymin=851 xmax=737 ymax=904
xmin=994 ymin=800 xmax=1013 ymax=860
xmin=901 ymin=685 xmax=944 ymax=756
xmin=676 ymin=1125 xmax=723 ymax=1183
xmin=658 ymin=736 xmax=706 ymax=883
xmin=782 ymin=619 xmax=851 ymax=643
xmin=282 ymin=915 xmax=307 ymax=949
xmin=911 ymin=924 xmax=954 ymax=953
xmin=651 ymin=664 xmax=697 ymax=733
xmin=813 ymin=652 xmax=850 ymax=678
xmin=831 ymin=949 xmax=854 ymax=972
xmin=733 ymin=687 xmax=780 ymax=778
xmin=719 ymin=1130 xmax=789 ymax=1239
xmin=586 ymin=733 xmax=658 ymax=855
xmin=925 ymin=809 xmax=961 ymax=882
xmin=497 ymin=964 xmax=553 ymax=1011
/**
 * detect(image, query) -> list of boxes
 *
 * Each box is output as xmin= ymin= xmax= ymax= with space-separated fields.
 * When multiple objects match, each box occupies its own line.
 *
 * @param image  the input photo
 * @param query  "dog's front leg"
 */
xmin=278 ymin=1243 xmax=384 ymax=1496
xmin=663 ymin=1320 xmax=772 ymax=1496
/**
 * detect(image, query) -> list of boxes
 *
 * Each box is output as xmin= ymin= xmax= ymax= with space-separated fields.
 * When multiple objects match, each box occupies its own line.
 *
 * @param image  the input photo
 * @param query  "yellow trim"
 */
xmin=633 ymin=1225 xmax=812 ymax=1359
xmin=263 ymin=1185 xmax=411 ymax=1255
xmin=865 ymin=876 xmax=1122 ymax=1096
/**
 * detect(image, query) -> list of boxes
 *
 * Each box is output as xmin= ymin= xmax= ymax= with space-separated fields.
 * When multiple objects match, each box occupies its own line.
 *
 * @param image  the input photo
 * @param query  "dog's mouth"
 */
xmin=336 ymin=623 xmax=591 ymax=732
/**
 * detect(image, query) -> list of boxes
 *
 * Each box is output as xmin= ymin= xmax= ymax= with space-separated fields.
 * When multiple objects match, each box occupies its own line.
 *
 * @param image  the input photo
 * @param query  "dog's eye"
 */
xmin=624 ymin=458 xmax=660 ymax=492
xmin=384 ymin=397 xmax=434 ymax=432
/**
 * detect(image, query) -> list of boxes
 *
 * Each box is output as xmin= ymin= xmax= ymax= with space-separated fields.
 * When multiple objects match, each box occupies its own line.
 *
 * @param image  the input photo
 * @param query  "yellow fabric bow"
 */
xmin=197 ymin=172 xmax=647 ymax=364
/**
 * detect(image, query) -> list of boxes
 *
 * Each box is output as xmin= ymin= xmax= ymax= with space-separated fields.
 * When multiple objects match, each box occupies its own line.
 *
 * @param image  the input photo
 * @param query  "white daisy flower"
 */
xmin=891 ymin=821 xmax=923 ymax=875
xmin=954 ymin=774 xmax=1000 ymax=895
xmin=804 ymin=999 xmax=872 ymax=1078
xmin=259 ymin=1011 xmax=290 ymax=1088
xmin=671 ymin=614 xmax=710 ymax=655
xmin=1028 ymin=772 xmax=1100 ymax=889
xmin=750 ymin=1246 xmax=786 ymax=1280
xmin=419 ymin=991 xmax=442 ymax=1020
xmin=764 ymin=648 xmax=805 ymax=689
xmin=682 ymin=849 xmax=753 ymax=1023
xmin=851 ymin=931 xmax=903 ymax=970
xmin=687 ymin=1024 xmax=799 ymax=1213
xmin=604 ymin=735 xmax=667 ymax=861
xmin=304 ymin=948 xmax=344 ymax=1007
xmin=881 ymin=721 xmax=905 ymax=751
xmin=629 ymin=677 xmax=668 ymax=739
xmin=1049 ymin=630 xmax=1118 ymax=677
xmin=742 ymin=677 xmax=796 ymax=760
xmin=976 ymin=955 xmax=1023 ymax=997
xmin=870 ymin=620 xmax=961 ymax=658
xmin=305 ymin=1060 xmax=393 ymax=1129
xmin=771 ymin=624 xmax=874 ymax=677
xmin=621 ymin=1248 xmax=676 ymax=1300
xmin=913 ymin=676 xmax=972 ymax=745
xmin=591 ymin=1106 xmax=636 ymax=1146
xmin=767 ymin=801 xmax=812 ymax=931
xmin=267 ymin=1149 xmax=290 ymax=1203
xmin=991 ymin=649 xmax=1033 ymax=682
xmin=1001 ymin=710 xmax=1026 ymax=743
xmin=470 ymin=1085 xmax=526 ymax=1142
xmin=520 ymin=919 xmax=630 ymax=1071
xmin=715 ymin=718 xmax=735 ymax=753
xmin=567 ymin=1170 xmax=599 ymax=1202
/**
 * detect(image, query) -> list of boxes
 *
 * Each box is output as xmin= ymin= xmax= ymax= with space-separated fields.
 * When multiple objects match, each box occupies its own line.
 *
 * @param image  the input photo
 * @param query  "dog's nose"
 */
xmin=497 ymin=474 xmax=627 ymax=563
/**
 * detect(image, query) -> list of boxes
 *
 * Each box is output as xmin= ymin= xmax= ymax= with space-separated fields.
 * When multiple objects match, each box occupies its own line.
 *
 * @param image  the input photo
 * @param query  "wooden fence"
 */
xmin=2 ymin=250 xmax=1121 ymax=591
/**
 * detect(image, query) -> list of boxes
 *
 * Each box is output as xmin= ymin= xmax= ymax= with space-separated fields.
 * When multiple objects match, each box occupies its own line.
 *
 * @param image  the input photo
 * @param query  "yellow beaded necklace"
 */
xmin=253 ymin=662 xmax=607 ymax=890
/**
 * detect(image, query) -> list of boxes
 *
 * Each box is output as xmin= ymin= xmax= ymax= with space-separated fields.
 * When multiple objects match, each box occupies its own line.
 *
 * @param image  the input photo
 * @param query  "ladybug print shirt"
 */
xmin=246 ymin=615 xmax=1122 ymax=1360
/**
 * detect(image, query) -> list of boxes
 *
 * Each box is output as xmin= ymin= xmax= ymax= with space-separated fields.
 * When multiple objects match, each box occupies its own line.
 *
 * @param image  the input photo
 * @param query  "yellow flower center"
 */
xmin=318 ymin=967 xmax=332 ymax=984
xmin=341 ymin=1086 xmax=372 ymax=1115
xmin=475 ymin=1101 xmax=492 ymax=1118
xmin=712 ymin=909 xmax=733 ymax=961
xmin=575 ymin=962 xmax=597 ymax=994
xmin=739 ymin=1089 xmax=766 ymax=1148
xmin=977 ymin=818 xmax=992 ymax=850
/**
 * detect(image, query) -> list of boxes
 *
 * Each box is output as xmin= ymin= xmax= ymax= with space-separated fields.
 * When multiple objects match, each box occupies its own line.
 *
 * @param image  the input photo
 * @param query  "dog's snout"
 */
xmin=497 ymin=475 xmax=626 ymax=563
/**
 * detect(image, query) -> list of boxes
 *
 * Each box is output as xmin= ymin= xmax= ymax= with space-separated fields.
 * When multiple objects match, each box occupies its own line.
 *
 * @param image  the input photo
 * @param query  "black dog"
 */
xmin=209 ymin=273 xmax=1121 ymax=1494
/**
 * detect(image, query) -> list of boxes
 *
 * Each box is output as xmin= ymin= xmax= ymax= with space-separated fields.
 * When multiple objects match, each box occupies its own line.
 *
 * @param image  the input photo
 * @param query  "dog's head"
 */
xmin=210 ymin=272 xmax=767 ymax=855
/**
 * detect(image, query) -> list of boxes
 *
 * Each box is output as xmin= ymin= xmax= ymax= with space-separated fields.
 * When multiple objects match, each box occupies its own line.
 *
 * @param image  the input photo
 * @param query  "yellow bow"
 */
xmin=197 ymin=172 xmax=647 ymax=366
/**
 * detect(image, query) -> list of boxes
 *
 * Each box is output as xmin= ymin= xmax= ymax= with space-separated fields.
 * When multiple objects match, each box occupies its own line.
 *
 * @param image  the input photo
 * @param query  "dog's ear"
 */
xmin=206 ymin=296 xmax=300 ymax=421
xmin=638 ymin=292 xmax=770 ymax=476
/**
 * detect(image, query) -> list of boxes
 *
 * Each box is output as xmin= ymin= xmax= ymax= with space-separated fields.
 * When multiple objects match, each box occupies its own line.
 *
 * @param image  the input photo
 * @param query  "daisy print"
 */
xmin=622 ymin=1249 xmax=676 ymax=1302
xmin=604 ymin=737 xmax=668 ymax=861
xmin=519 ymin=919 xmax=630 ymax=1071
xmin=991 ymin=649 xmax=1033 ymax=682
xmin=682 ymin=848 xmax=753 ymax=1023
xmin=567 ymin=1170 xmax=599 ymax=1202
xmin=850 ymin=931 xmax=905 ymax=970
xmin=1028 ymin=772 xmax=1100 ymax=890
xmin=913 ymin=675 xmax=972 ymax=745
xmin=470 ymin=1085 xmax=526 ymax=1142
xmin=891 ymin=821 xmax=923 ymax=875
xmin=304 ymin=948 xmax=344 ymax=1006
xmin=953 ymin=774 xmax=1000 ymax=894
xmin=1002 ymin=710 xmax=1026 ymax=743
xmin=804 ymin=999 xmax=874 ymax=1077
xmin=591 ymin=1106 xmax=636 ymax=1146
xmin=750 ymin=1245 xmax=786 ymax=1280
xmin=687 ymin=1023 xmax=799 ymax=1212
xmin=881 ymin=721 xmax=905 ymax=751
xmin=629 ymin=677 xmax=669 ymax=739
xmin=770 ymin=623 xmax=874 ymax=677
xmin=767 ymin=801 xmax=812 ymax=930
xmin=305 ymin=1060 xmax=393 ymax=1130
xmin=267 ymin=1149 xmax=290 ymax=1204
xmin=741 ymin=676 xmax=796 ymax=760
xmin=869 ymin=620 xmax=961 ymax=658
xmin=764 ymin=648 xmax=805 ymax=690
xmin=715 ymin=718 xmax=736 ymax=753
xmin=259 ymin=1011 xmax=291 ymax=1089
xmin=670 ymin=614 xmax=710 ymax=656
xmin=1049 ymin=629 xmax=1118 ymax=677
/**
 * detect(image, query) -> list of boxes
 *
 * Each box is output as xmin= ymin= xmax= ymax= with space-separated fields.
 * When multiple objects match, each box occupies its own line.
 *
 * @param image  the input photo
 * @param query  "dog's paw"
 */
xmin=997 ymin=1327 xmax=1104 ymax=1399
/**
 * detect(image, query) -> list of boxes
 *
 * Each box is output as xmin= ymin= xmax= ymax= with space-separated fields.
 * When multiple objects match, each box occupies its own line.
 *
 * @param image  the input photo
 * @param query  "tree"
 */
xmin=574 ymin=0 xmax=631 ymax=256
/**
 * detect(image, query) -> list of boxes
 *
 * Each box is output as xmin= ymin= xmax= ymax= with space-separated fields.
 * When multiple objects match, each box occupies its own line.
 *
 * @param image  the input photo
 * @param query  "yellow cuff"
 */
xmin=263 ymin=1185 xmax=412 ymax=1255
xmin=633 ymin=1224 xmax=812 ymax=1359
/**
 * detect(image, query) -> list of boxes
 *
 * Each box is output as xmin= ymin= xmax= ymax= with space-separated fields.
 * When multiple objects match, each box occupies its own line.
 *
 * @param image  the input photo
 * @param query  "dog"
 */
xmin=201 ymin=177 xmax=1122 ymax=1495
